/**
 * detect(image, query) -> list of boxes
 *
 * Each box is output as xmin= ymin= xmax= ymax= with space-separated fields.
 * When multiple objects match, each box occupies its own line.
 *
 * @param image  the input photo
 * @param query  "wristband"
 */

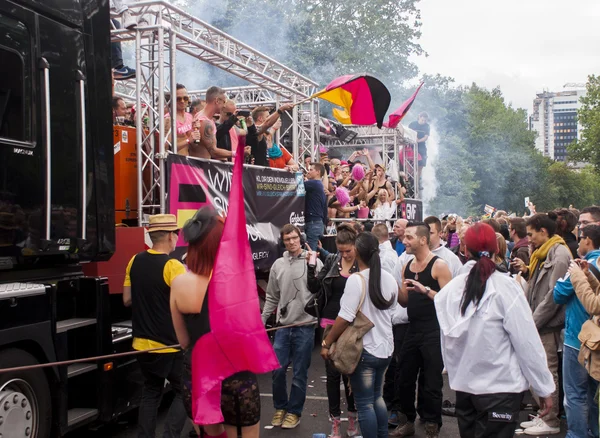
xmin=277 ymin=109 xmax=283 ymax=115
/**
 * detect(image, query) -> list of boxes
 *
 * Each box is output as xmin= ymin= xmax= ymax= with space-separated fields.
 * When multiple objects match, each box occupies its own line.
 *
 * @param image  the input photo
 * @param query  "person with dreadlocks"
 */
xmin=434 ymin=223 xmax=555 ymax=438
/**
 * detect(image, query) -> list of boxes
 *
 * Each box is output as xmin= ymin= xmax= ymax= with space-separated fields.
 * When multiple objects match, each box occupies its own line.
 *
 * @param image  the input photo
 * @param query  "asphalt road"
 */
xmin=67 ymin=347 xmax=568 ymax=438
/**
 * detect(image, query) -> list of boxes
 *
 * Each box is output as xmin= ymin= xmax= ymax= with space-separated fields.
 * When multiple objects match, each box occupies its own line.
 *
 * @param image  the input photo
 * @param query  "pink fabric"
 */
xmin=335 ymin=187 xmax=350 ymax=207
xmin=357 ymin=207 xmax=370 ymax=219
xmin=352 ymin=165 xmax=365 ymax=181
xmin=177 ymin=112 xmax=193 ymax=136
xmin=229 ymin=128 xmax=239 ymax=153
xmin=383 ymin=82 xmax=424 ymax=129
xmin=191 ymin=154 xmax=279 ymax=425
xmin=320 ymin=318 xmax=336 ymax=329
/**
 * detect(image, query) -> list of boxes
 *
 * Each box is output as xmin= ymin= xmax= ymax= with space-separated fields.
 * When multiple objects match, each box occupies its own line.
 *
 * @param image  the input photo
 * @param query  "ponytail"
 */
xmin=460 ymin=255 xmax=496 ymax=316
xmin=460 ymin=223 xmax=499 ymax=316
xmin=355 ymin=232 xmax=394 ymax=310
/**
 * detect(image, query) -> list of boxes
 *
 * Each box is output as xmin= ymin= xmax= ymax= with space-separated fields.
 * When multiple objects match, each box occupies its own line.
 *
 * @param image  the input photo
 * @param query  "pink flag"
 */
xmin=191 ymin=154 xmax=280 ymax=425
xmin=383 ymin=82 xmax=424 ymax=129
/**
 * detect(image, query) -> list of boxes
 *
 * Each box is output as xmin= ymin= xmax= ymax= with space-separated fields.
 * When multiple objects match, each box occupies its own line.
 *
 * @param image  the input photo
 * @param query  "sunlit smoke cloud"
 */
xmin=421 ymin=125 xmax=439 ymax=215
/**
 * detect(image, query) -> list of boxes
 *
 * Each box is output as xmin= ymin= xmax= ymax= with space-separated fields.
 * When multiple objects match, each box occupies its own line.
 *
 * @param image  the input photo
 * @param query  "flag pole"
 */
xmin=294 ymin=95 xmax=314 ymax=106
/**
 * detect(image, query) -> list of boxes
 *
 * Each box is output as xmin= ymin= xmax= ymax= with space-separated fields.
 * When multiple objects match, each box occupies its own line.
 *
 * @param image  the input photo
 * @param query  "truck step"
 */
xmin=67 ymin=408 xmax=98 ymax=427
xmin=67 ymin=363 xmax=96 ymax=378
xmin=56 ymin=318 xmax=96 ymax=333
xmin=0 ymin=282 xmax=47 ymax=299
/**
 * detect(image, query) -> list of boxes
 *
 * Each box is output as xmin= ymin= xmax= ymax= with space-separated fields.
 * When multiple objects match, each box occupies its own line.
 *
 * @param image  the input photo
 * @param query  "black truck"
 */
xmin=0 ymin=1 xmax=140 ymax=437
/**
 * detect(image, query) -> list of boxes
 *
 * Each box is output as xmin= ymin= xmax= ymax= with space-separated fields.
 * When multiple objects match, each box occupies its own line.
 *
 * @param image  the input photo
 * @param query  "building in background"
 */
xmin=529 ymin=84 xmax=586 ymax=162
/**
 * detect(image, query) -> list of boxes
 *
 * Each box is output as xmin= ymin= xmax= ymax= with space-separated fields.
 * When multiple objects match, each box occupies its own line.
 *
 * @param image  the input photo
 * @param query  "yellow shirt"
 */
xmin=124 ymin=249 xmax=186 ymax=353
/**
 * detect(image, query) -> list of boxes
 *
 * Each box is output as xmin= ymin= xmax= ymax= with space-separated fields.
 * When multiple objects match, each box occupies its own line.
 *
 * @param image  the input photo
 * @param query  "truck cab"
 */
xmin=0 ymin=1 xmax=127 ymax=437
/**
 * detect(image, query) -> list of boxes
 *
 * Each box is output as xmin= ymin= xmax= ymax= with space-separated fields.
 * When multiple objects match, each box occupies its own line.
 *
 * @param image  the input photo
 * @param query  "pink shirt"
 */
xmin=177 ymin=112 xmax=193 ymax=136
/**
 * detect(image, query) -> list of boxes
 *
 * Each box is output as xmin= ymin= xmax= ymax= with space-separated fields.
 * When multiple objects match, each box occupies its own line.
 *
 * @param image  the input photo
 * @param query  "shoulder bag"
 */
xmin=578 ymin=316 xmax=600 ymax=381
xmin=324 ymin=273 xmax=374 ymax=375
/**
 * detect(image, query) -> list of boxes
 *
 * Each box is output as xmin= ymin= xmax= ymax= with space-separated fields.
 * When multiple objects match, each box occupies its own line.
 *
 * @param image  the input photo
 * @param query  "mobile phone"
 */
xmin=237 ymin=110 xmax=251 ymax=117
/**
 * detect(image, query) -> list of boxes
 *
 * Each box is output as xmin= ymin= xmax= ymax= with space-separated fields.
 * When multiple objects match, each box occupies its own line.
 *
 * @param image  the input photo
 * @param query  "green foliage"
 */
xmin=568 ymin=75 xmax=600 ymax=171
xmin=207 ymin=0 xmax=424 ymax=88
xmin=423 ymin=83 xmax=600 ymax=216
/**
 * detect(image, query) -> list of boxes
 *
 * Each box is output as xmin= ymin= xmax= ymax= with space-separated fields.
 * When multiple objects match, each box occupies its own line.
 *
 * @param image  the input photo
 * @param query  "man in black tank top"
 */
xmin=122 ymin=214 xmax=187 ymax=438
xmin=391 ymin=222 xmax=452 ymax=438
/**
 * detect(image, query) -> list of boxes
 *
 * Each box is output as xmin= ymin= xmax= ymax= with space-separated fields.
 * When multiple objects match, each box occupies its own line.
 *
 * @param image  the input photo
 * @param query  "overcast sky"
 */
xmin=414 ymin=0 xmax=600 ymax=113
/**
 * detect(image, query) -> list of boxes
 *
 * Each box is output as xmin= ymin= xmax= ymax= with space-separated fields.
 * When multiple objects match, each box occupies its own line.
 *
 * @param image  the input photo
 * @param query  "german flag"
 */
xmin=312 ymin=74 xmax=391 ymax=128
xmin=383 ymin=82 xmax=424 ymax=129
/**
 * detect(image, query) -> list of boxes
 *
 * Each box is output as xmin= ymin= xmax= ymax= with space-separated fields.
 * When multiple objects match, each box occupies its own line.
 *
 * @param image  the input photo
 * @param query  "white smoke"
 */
xmin=421 ymin=125 xmax=440 ymax=215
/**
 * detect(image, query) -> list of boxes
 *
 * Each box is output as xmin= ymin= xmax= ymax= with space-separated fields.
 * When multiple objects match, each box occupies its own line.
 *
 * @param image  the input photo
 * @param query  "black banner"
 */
xmin=402 ymin=198 xmax=423 ymax=222
xmin=167 ymin=155 xmax=305 ymax=271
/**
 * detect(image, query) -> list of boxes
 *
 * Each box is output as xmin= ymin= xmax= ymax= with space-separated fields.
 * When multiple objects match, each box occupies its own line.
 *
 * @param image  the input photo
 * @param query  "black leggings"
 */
xmin=325 ymin=358 xmax=356 ymax=417
xmin=455 ymin=391 xmax=525 ymax=438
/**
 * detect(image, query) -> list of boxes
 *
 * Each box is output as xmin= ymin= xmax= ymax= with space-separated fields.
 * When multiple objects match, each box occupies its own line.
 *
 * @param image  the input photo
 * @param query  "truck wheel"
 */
xmin=0 ymin=349 xmax=52 ymax=438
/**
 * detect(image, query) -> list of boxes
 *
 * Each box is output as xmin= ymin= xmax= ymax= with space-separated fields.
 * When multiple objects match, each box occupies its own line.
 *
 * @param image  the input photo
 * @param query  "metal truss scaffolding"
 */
xmin=187 ymin=86 xmax=318 ymax=164
xmin=110 ymin=1 xmax=319 ymax=225
xmin=323 ymin=125 xmax=420 ymax=199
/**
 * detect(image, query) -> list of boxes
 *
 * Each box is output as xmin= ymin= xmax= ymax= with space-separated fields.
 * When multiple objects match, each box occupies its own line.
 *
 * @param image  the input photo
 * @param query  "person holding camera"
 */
xmin=261 ymin=224 xmax=322 ymax=430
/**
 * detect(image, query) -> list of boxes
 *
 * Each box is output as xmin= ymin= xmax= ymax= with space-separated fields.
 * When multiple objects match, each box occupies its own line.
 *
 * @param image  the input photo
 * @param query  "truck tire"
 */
xmin=0 ymin=348 xmax=52 ymax=438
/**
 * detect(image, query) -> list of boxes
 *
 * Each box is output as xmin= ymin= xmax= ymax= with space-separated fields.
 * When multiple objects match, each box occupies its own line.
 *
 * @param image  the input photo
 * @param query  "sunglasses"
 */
xmin=177 ymin=96 xmax=190 ymax=102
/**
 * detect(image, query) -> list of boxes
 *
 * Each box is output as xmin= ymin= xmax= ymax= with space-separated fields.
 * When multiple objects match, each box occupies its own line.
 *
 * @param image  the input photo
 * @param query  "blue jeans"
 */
xmin=349 ymin=351 xmax=392 ymax=438
xmin=305 ymin=220 xmax=324 ymax=252
xmin=272 ymin=325 xmax=315 ymax=416
xmin=563 ymin=345 xmax=599 ymax=438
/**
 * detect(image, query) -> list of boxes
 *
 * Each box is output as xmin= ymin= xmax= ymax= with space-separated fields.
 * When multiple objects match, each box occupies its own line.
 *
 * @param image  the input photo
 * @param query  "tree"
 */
xmin=187 ymin=0 xmax=424 ymax=89
xmin=568 ymin=75 xmax=600 ymax=171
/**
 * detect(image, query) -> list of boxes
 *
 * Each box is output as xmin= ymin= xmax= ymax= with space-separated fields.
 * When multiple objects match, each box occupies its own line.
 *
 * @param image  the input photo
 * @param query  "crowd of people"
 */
xmin=124 ymin=198 xmax=600 ymax=438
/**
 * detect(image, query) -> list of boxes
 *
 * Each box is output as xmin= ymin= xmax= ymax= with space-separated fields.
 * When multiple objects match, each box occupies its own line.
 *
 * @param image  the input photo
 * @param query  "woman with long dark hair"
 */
xmin=308 ymin=223 xmax=360 ymax=438
xmin=434 ymin=223 xmax=555 ymax=437
xmin=320 ymin=232 xmax=397 ymax=438
xmin=170 ymin=207 xmax=261 ymax=438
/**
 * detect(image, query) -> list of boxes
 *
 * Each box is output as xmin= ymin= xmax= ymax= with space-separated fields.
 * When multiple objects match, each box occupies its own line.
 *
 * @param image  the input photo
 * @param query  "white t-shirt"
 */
xmin=338 ymin=269 xmax=398 ymax=359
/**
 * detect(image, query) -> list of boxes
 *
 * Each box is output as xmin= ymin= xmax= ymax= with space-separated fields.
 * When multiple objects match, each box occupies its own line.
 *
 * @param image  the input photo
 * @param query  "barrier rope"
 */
xmin=0 ymin=320 xmax=318 ymax=374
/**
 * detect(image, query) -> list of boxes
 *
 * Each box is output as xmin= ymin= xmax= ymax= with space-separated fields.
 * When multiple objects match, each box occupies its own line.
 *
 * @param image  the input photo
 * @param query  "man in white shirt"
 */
xmin=424 ymin=216 xmax=462 ymax=277
xmin=372 ymin=224 xmax=399 ymax=275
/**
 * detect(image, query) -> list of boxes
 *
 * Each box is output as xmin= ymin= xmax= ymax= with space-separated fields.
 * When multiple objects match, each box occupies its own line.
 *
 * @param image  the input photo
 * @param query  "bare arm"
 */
xmin=434 ymin=259 xmax=453 ymax=289
xmin=169 ymin=273 xmax=209 ymax=349
xmin=257 ymin=103 xmax=294 ymax=135
xmin=398 ymin=268 xmax=409 ymax=307
xmin=364 ymin=152 xmax=375 ymax=170
xmin=123 ymin=286 xmax=132 ymax=307
xmin=170 ymin=293 xmax=190 ymax=349
xmin=201 ymin=120 xmax=233 ymax=159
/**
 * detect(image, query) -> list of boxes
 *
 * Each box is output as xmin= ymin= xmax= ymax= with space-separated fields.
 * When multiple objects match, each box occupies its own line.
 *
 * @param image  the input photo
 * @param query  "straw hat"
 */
xmin=147 ymin=214 xmax=179 ymax=233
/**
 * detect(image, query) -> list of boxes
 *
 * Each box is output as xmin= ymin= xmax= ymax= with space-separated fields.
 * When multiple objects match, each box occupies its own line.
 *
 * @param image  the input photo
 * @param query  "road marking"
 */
xmin=260 ymin=393 xmax=328 ymax=401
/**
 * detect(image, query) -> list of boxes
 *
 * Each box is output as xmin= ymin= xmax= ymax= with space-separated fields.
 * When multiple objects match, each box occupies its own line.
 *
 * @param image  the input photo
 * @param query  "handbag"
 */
xmin=324 ymin=273 xmax=374 ymax=375
xmin=304 ymin=286 xmax=325 ymax=319
xmin=578 ymin=316 xmax=600 ymax=381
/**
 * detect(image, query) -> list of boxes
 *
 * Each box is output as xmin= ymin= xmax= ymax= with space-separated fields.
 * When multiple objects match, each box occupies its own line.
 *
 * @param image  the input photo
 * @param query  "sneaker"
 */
xmin=441 ymin=400 xmax=456 ymax=417
xmin=424 ymin=422 xmax=439 ymax=438
xmin=122 ymin=10 xmax=137 ymax=29
xmin=113 ymin=66 xmax=136 ymax=80
xmin=347 ymin=412 xmax=359 ymax=437
xmin=519 ymin=415 xmax=540 ymax=429
xmin=271 ymin=409 xmax=286 ymax=427
xmin=524 ymin=418 xmax=560 ymax=436
xmin=390 ymin=421 xmax=415 ymax=437
xmin=388 ymin=410 xmax=400 ymax=427
xmin=281 ymin=413 xmax=301 ymax=429
xmin=330 ymin=416 xmax=342 ymax=438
